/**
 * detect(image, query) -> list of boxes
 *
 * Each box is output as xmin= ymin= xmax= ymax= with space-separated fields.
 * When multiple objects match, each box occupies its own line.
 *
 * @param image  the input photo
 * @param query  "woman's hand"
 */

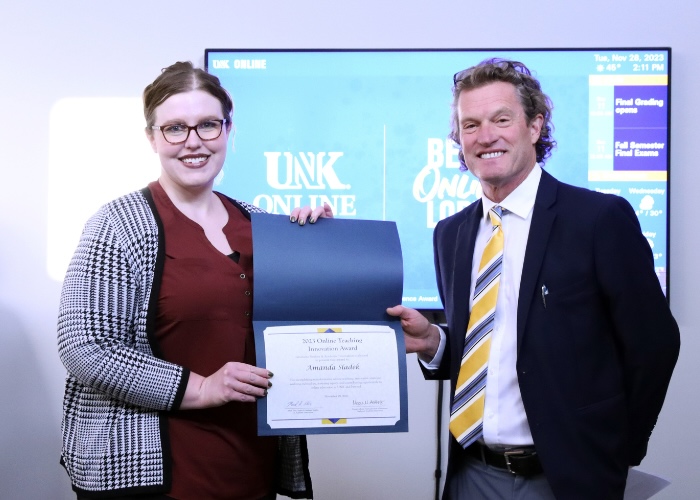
xmin=290 ymin=202 xmax=333 ymax=225
xmin=180 ymin=362 xmax=273 ymax=409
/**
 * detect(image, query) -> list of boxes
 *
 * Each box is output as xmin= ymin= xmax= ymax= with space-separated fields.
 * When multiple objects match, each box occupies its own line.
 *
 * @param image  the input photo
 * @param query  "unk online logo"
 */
xmin=264 ymin=152 xmax=349 ymax=190
xmin=212 ymin=60 xmax=230 ymax=69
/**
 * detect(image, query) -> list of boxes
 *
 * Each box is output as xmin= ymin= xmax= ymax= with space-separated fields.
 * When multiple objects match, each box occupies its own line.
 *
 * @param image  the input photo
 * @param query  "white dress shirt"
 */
xmin=425 ymin=165 xmax=542 ymax=448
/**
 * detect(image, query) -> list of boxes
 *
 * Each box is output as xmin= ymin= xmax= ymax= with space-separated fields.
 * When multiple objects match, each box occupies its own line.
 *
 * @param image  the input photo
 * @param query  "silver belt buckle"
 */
xmin=503 ymin=449 xmax=526 ymax=475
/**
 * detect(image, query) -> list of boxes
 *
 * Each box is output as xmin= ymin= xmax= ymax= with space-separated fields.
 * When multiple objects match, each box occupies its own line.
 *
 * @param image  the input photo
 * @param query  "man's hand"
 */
xmin=386 ymin=305 xmax=441 ymax=361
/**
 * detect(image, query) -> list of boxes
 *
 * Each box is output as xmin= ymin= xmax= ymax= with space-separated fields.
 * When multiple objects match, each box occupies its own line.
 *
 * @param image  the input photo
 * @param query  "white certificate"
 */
xmin=263 ymin=324 xmax=401 ymax=430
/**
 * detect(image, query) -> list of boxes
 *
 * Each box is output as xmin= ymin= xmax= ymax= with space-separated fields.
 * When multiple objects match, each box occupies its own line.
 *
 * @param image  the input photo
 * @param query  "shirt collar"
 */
xmin=481 ymin=165 xmax=542 ymax=220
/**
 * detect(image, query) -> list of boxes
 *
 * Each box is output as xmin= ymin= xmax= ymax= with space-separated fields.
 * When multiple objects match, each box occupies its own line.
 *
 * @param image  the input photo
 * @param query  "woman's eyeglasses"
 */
xmin=151 ymin=119 xmax=228 ymax=144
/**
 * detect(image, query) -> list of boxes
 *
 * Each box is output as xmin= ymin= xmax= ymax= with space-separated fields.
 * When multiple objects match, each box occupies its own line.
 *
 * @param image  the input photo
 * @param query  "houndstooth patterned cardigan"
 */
xmin=57 ymin=187 xmax=312 ymax=498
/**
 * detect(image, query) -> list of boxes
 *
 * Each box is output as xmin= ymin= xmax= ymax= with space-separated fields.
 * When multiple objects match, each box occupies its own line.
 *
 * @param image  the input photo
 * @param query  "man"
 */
xmin=387 ymin=58 xmax=680 ymax=499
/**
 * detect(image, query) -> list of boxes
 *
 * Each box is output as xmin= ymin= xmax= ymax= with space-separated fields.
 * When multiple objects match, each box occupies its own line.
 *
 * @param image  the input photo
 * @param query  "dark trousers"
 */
xmin=444 ymin=448 xmax=555 ymax=500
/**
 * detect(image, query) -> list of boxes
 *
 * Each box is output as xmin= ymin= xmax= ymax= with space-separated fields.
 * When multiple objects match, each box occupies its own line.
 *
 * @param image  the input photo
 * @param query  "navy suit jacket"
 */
xmin=428 ymin=170 xmax=680 ymax=499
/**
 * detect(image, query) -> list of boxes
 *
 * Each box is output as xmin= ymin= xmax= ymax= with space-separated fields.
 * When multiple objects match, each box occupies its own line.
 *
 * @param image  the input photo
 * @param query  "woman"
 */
xmin=57 ymin=61 xmax=329 ymax=499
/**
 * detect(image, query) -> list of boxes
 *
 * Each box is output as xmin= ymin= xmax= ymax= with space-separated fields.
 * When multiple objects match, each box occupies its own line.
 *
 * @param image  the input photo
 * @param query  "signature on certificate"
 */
xmin=286 ymin=400 xmax=313 ymax=408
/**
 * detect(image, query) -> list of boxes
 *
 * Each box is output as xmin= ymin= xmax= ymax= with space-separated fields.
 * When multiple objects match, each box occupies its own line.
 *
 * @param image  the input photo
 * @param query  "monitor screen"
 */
xmin=205 ymin=48 xmax=671 ymax=310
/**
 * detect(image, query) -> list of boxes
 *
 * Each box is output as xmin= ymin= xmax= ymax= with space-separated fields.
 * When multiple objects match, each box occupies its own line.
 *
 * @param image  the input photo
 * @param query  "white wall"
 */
xmin=1 ymin=1 xmax=697 ymax=498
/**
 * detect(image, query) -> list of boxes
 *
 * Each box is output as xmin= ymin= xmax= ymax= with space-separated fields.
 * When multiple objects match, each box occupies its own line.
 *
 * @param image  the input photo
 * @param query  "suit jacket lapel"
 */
xmin=517 ymin=170 xmax=558 ymax=353
xmin=449 ymin=201 xmax=483 ymax=380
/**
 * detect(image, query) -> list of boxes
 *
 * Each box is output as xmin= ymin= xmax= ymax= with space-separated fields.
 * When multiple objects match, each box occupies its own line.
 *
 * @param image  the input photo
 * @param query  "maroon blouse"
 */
xmin=150 ymin=181 xmax=277 ymax=500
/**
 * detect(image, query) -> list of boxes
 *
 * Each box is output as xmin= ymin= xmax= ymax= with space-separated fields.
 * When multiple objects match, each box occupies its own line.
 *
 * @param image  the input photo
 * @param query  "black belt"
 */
xmin=465 ymin=442 xmax=543 ymax=477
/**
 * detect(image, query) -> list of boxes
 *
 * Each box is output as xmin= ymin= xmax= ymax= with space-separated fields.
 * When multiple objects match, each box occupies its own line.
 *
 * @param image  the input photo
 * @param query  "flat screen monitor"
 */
xmin=205 ymin=48 xmax=671 ymax=311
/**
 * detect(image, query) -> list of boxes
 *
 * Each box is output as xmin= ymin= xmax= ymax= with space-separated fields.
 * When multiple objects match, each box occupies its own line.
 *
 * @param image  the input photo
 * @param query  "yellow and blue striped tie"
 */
xmin=449 ymin=206 xmax=503 ymax=448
